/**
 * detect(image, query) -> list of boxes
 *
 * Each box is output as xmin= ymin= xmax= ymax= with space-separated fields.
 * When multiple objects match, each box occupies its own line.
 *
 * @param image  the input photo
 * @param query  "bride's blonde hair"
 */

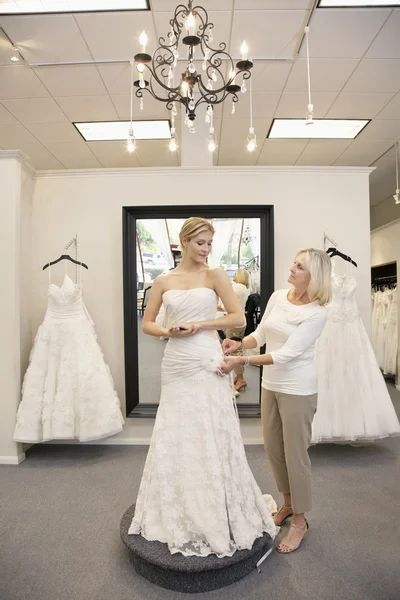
xmin=179 ymin=217 xmax=215 ymax=253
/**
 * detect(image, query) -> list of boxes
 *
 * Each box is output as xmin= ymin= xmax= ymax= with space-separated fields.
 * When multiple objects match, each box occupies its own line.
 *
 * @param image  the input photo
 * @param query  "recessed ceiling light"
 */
xmin=0 ymin=1 xmax=149 ymax=15
xmin=268 ymin=119 xmax=369 ymax=139
xmin=74 ymin=121 xmax=171 ymax=142
xmin=318 ymin=1 xmax=399 ymax=7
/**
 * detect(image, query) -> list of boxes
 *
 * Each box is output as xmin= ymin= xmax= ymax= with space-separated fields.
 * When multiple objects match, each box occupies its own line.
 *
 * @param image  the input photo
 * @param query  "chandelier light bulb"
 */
xmin=169 ymin=136 xmax=177 ymax=152
xmin=229 ymin=69 xmax=235 ymax=81
xmin=139 ymin=30 xmax=148 ymax=53
xmin=136 ymin=62 xmax=144 ymax=73
xmin=186 ymin=11 xmax=196 ymax=35
xmin=139 ymin=79 xmax=146 ymax=89
xmin=241 ymin=80 xmax=247 ymax=94
xmin=181 ymin=80 xmax=189 ymax=96
xmin=240 ymin=41 xmax=249 ymax=61
xmin=208 ymin=126 xmax=217 ymax=152
xmin=246 ymin=127 xmax=257 ymax=152
xmin=127 ymin=128 xmax=135 ymax=153
xmin=10 ymin=46 xmax=20 ymax=62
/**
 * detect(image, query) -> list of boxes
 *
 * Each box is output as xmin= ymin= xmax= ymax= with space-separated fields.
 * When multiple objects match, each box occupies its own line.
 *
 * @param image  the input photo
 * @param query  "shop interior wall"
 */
xmin=371 ymin=219 xmax=400 ymax=386
xmin=30 ymin=166 xmax=372 ymax=443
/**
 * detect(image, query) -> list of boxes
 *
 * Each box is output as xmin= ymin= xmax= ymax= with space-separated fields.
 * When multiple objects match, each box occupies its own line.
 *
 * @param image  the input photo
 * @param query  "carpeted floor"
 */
xmin=0 ymin=384 xmax=399 ymax=600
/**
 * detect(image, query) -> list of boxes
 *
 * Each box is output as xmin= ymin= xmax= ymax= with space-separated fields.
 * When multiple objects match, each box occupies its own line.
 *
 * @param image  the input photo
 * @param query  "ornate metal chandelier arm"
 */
xmin=194 ymin=90 xmax=235 ymax=111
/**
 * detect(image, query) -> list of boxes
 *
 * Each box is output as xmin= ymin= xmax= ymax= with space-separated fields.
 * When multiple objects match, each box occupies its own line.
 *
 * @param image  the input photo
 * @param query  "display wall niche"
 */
xmin=123 ymin=205 xmax=274 ymax=419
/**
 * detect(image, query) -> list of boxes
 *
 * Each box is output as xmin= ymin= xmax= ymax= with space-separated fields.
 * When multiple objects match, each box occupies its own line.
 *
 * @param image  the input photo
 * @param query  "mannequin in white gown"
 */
xmin=128 ymin=217 xmax=277 ymax=557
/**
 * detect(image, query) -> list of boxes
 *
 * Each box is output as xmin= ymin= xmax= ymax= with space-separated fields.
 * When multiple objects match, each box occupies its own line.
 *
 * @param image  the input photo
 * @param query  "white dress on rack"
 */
xmin=383 ymin=289 xmax=398 ymax=376
xmin=128 ymin=287 xmax=277 ymax=557
xmin=13 ymin=271 xmax=124 ymax=443
xmin=312 ymin=266 xmax=400 ymax=444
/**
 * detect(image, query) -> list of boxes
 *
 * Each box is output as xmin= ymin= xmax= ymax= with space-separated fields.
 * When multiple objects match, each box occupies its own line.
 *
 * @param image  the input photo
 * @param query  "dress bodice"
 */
xmin=47 ymin=274 xmax=86 ymax=319
xmin=327 ymin=274 xmax=359 ymax=322
xmin=163 ymin=287 xmax=217 ymax=328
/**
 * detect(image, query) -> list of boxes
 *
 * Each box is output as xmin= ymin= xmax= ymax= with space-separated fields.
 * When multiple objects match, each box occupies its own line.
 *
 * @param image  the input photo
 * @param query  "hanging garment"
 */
xmin=383 ymin=289 xmax=398 ymax=376
xmin=13 ymin=271 xmax=124 ymax=443
xmin=312 ymin=269 xmax=400 ymax=444
xmin=128 ymin=287 xmax=277 ymax=557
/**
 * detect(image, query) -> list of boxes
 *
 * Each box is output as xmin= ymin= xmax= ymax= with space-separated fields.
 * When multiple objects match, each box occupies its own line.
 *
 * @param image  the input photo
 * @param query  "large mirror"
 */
xmin=123 ymin=205 xmax=274 ymax=418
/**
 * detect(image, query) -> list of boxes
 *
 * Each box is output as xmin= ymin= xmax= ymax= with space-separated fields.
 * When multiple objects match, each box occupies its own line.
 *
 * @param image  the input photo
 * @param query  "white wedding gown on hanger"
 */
xmin=13 ymin=268 xmax=124 ymax=443
xmin=312 ymin=262 xmax=400 ymax=443
xmin=128 ymin=287 xmax=277 ymax=557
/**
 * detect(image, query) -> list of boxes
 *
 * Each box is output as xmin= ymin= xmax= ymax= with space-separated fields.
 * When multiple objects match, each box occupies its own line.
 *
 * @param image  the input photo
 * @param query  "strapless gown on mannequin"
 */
xmin=13 ymin=273 xmax=124 ymax=443
xmin=312 ymin=272 xmax=400 ymax=443
xmin=128 ymin=287 xmax=277 ymax=557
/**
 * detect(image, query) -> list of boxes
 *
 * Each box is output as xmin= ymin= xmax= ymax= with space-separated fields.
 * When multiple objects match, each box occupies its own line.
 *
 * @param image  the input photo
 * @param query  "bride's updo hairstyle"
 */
xmin=296 ymin=248 xmax=332 ymax=306
xmin=179 ymin=217 xmax=215 ymax=255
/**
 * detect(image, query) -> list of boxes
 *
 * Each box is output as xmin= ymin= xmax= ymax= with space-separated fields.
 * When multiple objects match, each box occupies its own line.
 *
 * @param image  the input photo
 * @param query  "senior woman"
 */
xmin=221 ymin=248 xmax=332 ymax=554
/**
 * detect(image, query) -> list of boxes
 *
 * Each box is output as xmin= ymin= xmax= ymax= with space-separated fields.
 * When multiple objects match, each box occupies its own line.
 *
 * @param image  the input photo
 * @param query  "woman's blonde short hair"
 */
xmin=296 ymin=248 xmax=332 ymax=306
xmin=235 ymin=269 xmax=249 ymax=288
xmin=179 ymin=217 xmax=215 ymax=252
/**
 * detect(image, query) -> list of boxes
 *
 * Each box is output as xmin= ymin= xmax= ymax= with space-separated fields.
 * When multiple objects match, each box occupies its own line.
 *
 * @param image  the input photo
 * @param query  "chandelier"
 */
xmin=133 ymin=0 xmax=254 ymax=151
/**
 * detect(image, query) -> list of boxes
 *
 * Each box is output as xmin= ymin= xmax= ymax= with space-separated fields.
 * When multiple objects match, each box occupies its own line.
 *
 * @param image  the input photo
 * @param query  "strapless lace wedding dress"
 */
xmin=128 ymin=287 xmax=277 ymax=557
xmin=312 ymin=272 xmax=400 ymax=443
xmin=13 ymin=273 xmax=124 ymax=443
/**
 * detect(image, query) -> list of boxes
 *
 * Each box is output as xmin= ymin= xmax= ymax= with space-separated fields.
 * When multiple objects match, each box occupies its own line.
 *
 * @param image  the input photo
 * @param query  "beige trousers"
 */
xmin=226 ymin=326 xmax=246 ymax=376
xmin=261 ymin=388 xmax=318 ymax=514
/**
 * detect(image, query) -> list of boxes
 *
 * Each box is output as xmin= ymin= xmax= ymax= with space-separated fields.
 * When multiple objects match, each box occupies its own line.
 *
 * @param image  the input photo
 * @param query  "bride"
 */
xmin=128 ymin=217 xmax=278 ymax=557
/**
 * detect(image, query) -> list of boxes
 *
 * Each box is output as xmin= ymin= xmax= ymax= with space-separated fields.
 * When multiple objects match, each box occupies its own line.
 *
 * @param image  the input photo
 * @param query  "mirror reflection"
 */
xmin=136 ymin=218 xmax=261 ymax=406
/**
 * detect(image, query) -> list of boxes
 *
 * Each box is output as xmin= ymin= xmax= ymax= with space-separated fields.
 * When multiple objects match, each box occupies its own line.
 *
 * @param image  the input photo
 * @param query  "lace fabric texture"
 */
xmin=129 ymin=288 xmax=278 ymax=557
xmin=13 ymin=274 xmax=124 ymax=443
xmin=312 ymin=274 xmax=400 ymax=443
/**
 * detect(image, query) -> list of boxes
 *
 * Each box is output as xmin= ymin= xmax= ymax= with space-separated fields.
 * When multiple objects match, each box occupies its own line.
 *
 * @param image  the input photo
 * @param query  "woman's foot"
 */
xmin=234 ymin=376 xmax=247 ymax=391
xmin=276 ymin=520 xmax=308 ymax=553
xmin=273 ymin=505 xmax=293 ymax=526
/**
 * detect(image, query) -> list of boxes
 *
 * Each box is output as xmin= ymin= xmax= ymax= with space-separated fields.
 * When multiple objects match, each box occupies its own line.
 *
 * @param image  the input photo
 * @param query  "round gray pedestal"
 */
xmin=120 ymin=504 xmax=272 ymax=593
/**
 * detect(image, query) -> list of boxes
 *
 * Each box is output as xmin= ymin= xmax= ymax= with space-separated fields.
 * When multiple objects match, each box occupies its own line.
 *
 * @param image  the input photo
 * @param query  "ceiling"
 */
xmin=0 ymin=0 xmax=399 ymax=206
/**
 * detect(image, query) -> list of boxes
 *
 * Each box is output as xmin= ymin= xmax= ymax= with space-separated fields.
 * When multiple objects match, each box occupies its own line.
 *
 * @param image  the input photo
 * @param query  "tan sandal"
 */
xmin=276 ymin=520 xmax=309 ymax=554
xmin=273 ymin=505 xmax=293 ymax=526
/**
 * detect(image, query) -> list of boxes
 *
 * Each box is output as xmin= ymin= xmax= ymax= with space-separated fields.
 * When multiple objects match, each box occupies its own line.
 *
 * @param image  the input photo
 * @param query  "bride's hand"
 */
xmin=168 ymin=322 xmax=201 ymax=338
xmin=222 ymin=338 xmax=241 ymax=355
xmin=219 ymin=356 xmax=239 ymax=374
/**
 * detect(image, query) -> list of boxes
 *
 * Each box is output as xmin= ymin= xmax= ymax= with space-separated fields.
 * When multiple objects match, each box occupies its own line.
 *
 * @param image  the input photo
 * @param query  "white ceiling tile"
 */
xmin=251 ymin=61 xmax=293 ymax=93
xmin=275 ymin=92 xmax=338 ymax=118
xmin=369 ymin=153 xmax=397 ymax=205
xmin=97 ymin=63 xmax=131 ymax=95
xmin=221 ymin=118 xmax=272 ymax=140
xmin=88 ymin=141 xmax=141 ymax=168
xmin=375 ymin=92 xmax=400 ymax=119
xmin=0 ymin=124 xmax=38 ymax=146
xmin=343 ymin=59 xmax=400 ymax=94
xmin=365 ymin=11 xmax=400 ymax=59
xmin=0 ymin=14 xmax=92 ymax=64
xmin=285 ymin=58 xmax=359 ymax=92
xmin=218 ymin=144 xmax=261 ymax=166
xmin=257 ymin=138 xmax=308 ymax=165
xmin=44 ymin=142 xmax=102 ymax=169
xmin=236 ymin=1 xmax=309 ymax=7
xmin=0 ymin=28 xmax=13 ymax=66
xmin=55 ymin=96 xmax=118 ymax=122
xmin=25 ymin=122 xmax=83 ymax=144
xmin=111 ymin=94 xmax=170 ymax=120
xmin=0 ymin=65 xmax=50 ymax=99
xmin=334 ymin=139 xmax=393 ymax=166
xmin=153 ymin=11 xmax=231 ymax=51
xmin=135 ymin=140 xmax=179 ymax=167
xmin=355 ymin=119 xmax=400 ymax=142
xmin=0 ymin=103 xmax=18 ymax=125
xmin=326 ymin=93 xmax=395 ymax=119
xmin=15 ymin=142 xmax=64 ymax=170
xmin=298 ymin=9 xmax=391 ymax=59
xmin=230 ymin=10 xmax=307 ymax=59
xmin=34 ymin=65 xmax=107 ymax=97
xmin=151 ymin=0 xmax=233 ymax=10
xmin=295 ymin=139 xmax=353 ymax=166
xmin=1 ymin=97 xmax=68 ymax=123
xmin=223 ymin=92 xmax=280 ymax=120
xmin=75 ymin=11 xmax=156 ymax=61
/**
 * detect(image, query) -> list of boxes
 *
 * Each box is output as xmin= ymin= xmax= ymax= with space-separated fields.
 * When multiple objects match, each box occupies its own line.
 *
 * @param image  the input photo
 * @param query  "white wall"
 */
xmin=30 ymin=166 xmax=372 ymax=444
xmin=0 ymin=153 xmax=34 ymax=463
xmin=371 ymin=218 xmax=400 ymax=384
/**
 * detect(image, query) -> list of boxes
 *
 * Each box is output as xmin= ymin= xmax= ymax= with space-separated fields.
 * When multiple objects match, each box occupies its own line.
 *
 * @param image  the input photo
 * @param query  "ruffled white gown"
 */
xmin=312 ymin=271 xmax=400 ymax=444
xmin=13 ymin=273 xmax=124 ymax=443
xmin=129 ymin=287 xmax=277 ymax=557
